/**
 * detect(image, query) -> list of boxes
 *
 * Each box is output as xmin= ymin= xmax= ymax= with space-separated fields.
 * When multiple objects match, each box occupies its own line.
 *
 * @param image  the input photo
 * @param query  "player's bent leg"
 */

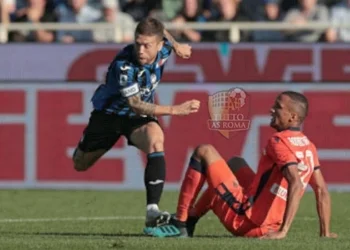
xmin=192 ymin=144 xmax=223 ymax=167
xmin=226 ymin=157 xmax=255 ymax=190
xmin=182 ymin=188 xmax=215 ymax=237
xmin=175 ymin=144 xmax=232 ymax=221
xmin=153 ymin=146 xmax=242 ymax=238
xmin=130 ymin=121 xmax=164 ymax=153
xmin=73 ymin=110 xmax=122 ymax=172
xmin=129 ymin=122 xmax=169 ymax=227
xmin=158 ymin=145 xmax=228 ymax=238
xmin=152 ymin=145 xmax=244 ymax=238
xmin=72 ymin=148 xmax=107 ymax=172
xmin=174 ymin=153 xmax=207 ymax=233
xmin=193 ymin=144 xmax=238 ymax=189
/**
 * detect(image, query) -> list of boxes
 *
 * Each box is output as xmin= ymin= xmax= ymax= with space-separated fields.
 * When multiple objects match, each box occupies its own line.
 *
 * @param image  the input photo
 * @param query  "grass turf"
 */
xmin=0 ymin=190 xmax=348 ymax=250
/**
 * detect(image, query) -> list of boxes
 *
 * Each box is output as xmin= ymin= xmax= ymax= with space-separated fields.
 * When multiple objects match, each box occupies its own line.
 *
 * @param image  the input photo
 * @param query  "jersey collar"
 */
xmin=287 ymin=127 xmax=301 ymax=131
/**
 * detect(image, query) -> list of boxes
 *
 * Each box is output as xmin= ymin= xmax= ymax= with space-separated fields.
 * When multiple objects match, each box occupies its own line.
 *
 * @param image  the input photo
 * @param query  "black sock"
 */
xmin=144 ymin=152 xmax=166 ymax=205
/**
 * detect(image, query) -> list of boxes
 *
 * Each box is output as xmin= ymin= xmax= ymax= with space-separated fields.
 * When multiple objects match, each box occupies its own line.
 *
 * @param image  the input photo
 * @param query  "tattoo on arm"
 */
xmin=164 ymin=29 xmax=178 ymax=48
xmin=128 ymin=95 xmax=156 ymax=116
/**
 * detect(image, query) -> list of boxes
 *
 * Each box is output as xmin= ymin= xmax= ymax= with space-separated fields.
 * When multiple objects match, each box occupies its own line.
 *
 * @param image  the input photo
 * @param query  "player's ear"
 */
xmin=290 ymin=112 xmax=298 ymax=122
xmin=157 ymin=37 xmax=164 ymax=51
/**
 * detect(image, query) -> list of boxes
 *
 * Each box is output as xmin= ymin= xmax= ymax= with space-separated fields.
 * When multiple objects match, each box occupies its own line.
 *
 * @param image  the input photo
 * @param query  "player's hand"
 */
xmin=174 ymin=43 xmax=192 ymax=59
xmin=260 ymin=230 xmax=287 ymax=240
xmin=173 ymin=100 xmax=200 ymax=116
xmin=321 ymin=232 xmax=338 ymax=238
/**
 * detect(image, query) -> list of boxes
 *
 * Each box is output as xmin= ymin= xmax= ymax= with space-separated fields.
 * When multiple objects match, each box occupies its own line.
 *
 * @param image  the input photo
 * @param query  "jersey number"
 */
xmin=295 ymin=150 xmax=315 ymax=188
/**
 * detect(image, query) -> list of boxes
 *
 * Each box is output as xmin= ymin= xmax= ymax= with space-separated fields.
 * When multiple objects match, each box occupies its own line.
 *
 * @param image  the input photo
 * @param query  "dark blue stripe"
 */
xmin=254 ymin=167 xmax=273 ymax=202
xmin=189 ymin=157 xmax=205 ymax=174
xmin=281 ymin=162 xmax=298 ymax=172
xmin=215 ymin=183 xmax=249 ymax=215
xmin=148 ymin=152 xmax=164 ymax=158
xmin=288 ymin=127 xmax=301 ymax=131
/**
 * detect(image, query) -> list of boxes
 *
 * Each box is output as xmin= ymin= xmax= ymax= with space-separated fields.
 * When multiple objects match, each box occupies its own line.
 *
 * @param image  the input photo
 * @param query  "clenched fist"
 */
xmin=173 ymin=100 xmax=200 ymax=115
xmin=174 ymin=43 xmax=192 ymax=59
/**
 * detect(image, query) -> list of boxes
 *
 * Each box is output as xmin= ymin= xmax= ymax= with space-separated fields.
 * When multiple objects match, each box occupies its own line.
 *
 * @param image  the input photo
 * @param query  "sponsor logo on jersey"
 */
xmin=120 ymin=83 xmax=139 ymax=97
xmin=270 ymin=183 xmax=287 ymax=201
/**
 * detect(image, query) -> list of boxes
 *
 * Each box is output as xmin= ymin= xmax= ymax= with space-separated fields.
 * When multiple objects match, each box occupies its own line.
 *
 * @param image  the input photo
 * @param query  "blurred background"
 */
xmin=0 ymin=0 xmax=350 ymax=191
xmin=1 ymin=0 xmax=350 ymax=43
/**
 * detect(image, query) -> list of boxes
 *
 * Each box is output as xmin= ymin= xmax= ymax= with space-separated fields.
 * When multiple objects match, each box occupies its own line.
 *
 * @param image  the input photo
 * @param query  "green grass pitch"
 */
xmin=0 ymin=190 xmax=348 ymax=250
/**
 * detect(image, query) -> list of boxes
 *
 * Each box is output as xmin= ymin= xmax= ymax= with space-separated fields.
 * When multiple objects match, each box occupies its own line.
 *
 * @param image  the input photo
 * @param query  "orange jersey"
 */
xmin=245 ymin=128 xmax=320 ymax=227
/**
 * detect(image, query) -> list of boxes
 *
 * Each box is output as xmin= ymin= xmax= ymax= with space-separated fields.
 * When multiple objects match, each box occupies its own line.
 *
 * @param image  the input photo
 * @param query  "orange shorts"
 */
xmin=234 ymin=164 xmax=255 ymax=191
xmin=207 ymin=159 xmax=271 ymax=238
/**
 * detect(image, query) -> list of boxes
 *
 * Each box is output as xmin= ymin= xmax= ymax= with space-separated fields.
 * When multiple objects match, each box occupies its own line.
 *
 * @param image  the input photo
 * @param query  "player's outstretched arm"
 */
xmin=164 ymin=29 xmax=192 ymax=59
xmin=127 ymin=94 xmax=200 ymax=116
xmin=261 ymin=165 xmax=303 ymax=240
xmin=309 ymin=169 xmax=337 ymax=238
xmin=279 ymin=166 xmax=304 ymax=233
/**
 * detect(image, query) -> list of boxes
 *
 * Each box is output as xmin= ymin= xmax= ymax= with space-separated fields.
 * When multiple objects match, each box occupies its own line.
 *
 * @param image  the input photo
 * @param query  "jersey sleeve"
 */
xmin=311 ymin=143 xmax=321 ymax=171
xmin=266 ymin=136 xmax=299 ymax=171
xmin=115 ymin=61 xmax=140 ymax=98
xmin=160 ymin=38 xmax=173 ymax=59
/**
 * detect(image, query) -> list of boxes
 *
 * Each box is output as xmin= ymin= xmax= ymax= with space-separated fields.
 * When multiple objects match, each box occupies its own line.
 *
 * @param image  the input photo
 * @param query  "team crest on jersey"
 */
xmin=119 ymin=74 xmax=128 ymax=86
xmin=150 ymin=74 xmax=157 ymax=84
xmin=297 ymin=162 xmax=308 ymax=171
xmin=208 ymin=88 xmax=251 ymax=139
xmin=156 ymin=58 xmax=168 ymax=68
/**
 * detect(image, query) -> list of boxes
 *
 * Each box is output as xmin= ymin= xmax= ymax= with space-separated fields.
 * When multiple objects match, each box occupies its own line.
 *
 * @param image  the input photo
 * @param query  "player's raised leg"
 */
xmin=129 ymin=121 xmax=169 ymax=227
xmin=184 ymin=156 xmax=255 ymax=234
xmin=72 ymin=111 xmax=121 ymax=172
xmin=160 ymin=144 xmax=238 ymax=237
xmin=191 ymin=156 xmax=254 ymax=216
xmin=184 ymin=156 xmax=255 ymax=236
xmin=72 ymin=148 xmax=107 ymax=171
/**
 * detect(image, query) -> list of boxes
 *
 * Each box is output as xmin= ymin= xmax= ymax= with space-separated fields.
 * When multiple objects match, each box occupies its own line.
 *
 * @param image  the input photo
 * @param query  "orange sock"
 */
xmin=176 ymin=157 xmax=206 ymax=222
xmin=189 ymin=188 xmax=215 ymax=218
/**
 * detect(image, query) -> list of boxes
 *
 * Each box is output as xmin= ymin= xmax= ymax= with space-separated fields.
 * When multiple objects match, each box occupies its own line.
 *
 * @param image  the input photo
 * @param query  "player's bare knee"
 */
xmin=72 ymin=149 xmax=89 ymax=172
xmin=73 ymin=159 xmax=88 ymax=172
xmin=148 ymin=134 xmax=164 ymax=153
xmin=227 ymin=156 xmax=248 ymax=174
xmin=74 ymin=161 xmax=89 ymax=172
xmin=194 ymin=144 xmax=215 ymax=159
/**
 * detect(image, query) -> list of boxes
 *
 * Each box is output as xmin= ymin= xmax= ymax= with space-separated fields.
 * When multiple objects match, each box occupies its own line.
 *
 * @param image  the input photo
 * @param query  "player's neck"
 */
xmin=278 ymin=126 xmax=301 ymax=132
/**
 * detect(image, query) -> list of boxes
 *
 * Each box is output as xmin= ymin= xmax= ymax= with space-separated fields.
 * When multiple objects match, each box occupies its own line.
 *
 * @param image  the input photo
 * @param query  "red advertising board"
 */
xmin=0 ymin=83 xmax=349 ymax=190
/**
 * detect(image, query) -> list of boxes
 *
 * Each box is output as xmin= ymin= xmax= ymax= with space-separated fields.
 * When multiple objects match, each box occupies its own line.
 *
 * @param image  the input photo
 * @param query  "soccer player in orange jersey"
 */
xmin=153 ymin=91 xmax=337 ymax=239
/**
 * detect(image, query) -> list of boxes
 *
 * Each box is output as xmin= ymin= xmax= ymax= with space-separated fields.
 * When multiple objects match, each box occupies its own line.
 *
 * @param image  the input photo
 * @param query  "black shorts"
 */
xmin=77 ymin=110 xmax=160 ymax=152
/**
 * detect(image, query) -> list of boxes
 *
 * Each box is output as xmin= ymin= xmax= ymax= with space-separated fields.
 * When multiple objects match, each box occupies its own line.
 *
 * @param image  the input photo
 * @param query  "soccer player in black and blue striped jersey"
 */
xmin=72 ymin=17 xmax=200 ymax=228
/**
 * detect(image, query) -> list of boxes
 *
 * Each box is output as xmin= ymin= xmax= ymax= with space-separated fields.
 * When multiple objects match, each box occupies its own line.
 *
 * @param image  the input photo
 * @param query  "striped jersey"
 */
xmin=91 ymin=39 xmax=172 ymax=116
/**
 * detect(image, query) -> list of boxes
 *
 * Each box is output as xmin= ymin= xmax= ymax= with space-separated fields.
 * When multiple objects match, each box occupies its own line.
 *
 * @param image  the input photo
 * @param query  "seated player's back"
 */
xmin=245 ymin=128 xmax=319 ymax=227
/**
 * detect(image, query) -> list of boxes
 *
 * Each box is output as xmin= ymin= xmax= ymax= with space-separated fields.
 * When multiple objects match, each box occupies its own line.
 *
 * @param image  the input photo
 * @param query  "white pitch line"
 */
xmin=0 ymin=216 xmax=144 ymax=223
xmin=0 ymin=216 xmax=347 ymax=224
